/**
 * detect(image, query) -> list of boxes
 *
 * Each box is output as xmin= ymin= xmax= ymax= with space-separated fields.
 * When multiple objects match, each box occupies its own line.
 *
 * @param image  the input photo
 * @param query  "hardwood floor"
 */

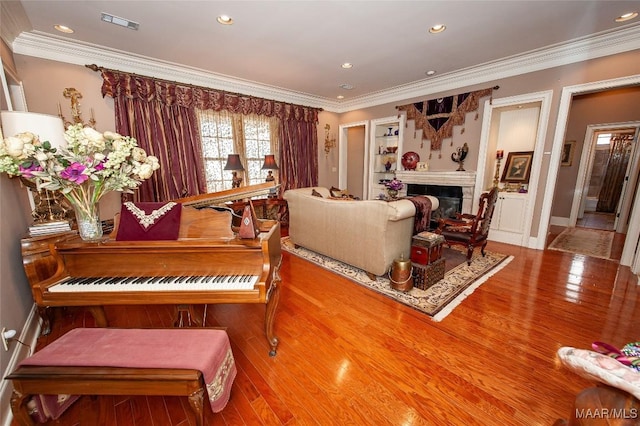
xmin=13 ymin=236 xmax=639 ymax=425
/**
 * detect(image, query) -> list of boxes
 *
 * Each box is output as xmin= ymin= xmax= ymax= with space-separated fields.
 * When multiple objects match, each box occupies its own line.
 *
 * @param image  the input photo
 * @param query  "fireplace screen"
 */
xmin=407 ymin=184 xmax=463 ymax=227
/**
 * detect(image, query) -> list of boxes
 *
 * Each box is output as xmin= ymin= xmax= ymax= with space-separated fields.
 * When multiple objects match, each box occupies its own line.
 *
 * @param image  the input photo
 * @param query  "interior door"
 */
xmin=615 ymin=128 xmax=640 ymax=233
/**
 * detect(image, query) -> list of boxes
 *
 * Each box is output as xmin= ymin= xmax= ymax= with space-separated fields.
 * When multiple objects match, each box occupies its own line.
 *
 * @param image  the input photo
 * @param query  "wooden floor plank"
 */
xmin=11 ymin=228 xmax=639 ymax=425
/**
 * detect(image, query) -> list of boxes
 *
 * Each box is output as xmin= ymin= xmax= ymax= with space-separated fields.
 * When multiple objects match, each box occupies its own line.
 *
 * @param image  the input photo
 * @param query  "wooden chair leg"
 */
xmin=466 ymin=247 xmax=473 ymax=265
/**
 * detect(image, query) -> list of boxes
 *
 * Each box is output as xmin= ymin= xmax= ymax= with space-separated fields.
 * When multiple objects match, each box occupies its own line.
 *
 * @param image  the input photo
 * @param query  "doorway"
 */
xmin=573 ymin=124 xmax=640 ymax=234
xmin=338 ymin=121 xmax=368 ymax=199
xmin=540 ymin=75 xmax=640 ymax=270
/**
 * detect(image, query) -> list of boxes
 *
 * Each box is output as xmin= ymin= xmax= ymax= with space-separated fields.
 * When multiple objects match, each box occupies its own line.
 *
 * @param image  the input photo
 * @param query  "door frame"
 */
xmin=475 ymin=90 xmax=553 ymax=248
xmin=538 ymin=73 xmax=640 ymax=269
xmin=338 ymin=121 xmax=369 ymax=193
xmin=570 ymin=122 xmax=640 ymax=232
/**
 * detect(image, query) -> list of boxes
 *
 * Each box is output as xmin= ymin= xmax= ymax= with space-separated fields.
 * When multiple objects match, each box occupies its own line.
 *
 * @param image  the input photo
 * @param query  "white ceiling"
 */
xmin=4 ymin=1 xmax=640 ymax=111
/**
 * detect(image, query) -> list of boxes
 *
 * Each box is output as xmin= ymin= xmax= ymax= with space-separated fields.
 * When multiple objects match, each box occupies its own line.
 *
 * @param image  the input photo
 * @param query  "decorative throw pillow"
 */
xmin=557 ymin=346 xmax=640 ymax=399
xmin=115 ymin=202 xmax=182 ymax=241
xmin=311 ymin=189 xmax=323 ymax=197
xmin=330 ymin=186 xmax=348 ymax=198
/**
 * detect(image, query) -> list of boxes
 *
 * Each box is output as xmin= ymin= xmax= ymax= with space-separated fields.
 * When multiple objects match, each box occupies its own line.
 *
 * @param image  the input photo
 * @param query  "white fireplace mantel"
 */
xmin=396 ymin=170 xmax=477 ymax=213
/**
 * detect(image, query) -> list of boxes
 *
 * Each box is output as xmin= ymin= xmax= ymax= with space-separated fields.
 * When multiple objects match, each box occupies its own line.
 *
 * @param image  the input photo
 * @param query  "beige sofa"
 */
xmin=283 ymin=187 xmax=438 ymax=277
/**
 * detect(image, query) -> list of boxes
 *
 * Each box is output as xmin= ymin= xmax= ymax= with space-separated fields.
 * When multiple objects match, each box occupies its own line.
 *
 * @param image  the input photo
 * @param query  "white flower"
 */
xmin=4 ymin=136 xmax=25 ymax=158
xmin=137 ymin=163 xmax=154 ymax=179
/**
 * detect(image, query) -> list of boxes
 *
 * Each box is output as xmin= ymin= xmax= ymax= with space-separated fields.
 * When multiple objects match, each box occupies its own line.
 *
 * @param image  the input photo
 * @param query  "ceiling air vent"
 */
xmin=101 ymin=12 xmax=140 ymax=30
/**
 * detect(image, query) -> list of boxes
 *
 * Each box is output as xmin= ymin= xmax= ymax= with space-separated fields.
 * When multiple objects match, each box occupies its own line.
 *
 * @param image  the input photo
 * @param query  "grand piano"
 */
xmin=24 ymin=183 xmax=282 ymax=356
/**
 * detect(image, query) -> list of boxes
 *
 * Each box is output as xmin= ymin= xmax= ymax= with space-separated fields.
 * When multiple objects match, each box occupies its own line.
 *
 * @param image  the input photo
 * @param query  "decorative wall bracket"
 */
xmin=57 ymin=88 xmax=96 ymax=129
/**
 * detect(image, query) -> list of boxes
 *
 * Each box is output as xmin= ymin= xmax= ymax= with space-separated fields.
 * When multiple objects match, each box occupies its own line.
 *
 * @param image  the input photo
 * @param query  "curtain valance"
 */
xmin=396 ymin=87 xmax=496 ymax=152
xmin=96 ymin=67 xmax=321 ymax=123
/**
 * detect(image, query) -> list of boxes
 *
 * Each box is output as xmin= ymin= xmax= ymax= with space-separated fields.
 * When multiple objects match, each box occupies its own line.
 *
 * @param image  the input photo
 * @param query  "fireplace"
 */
xmin=396 ymin=170 xmax=477 ymax=215
xmin=407 ymin=184 xmax=463 ymax=224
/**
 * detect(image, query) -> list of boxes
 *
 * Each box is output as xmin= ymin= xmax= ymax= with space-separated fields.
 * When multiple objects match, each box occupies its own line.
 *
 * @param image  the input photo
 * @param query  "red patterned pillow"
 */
xmin=115 ymin=202 xmax=182 ymax=241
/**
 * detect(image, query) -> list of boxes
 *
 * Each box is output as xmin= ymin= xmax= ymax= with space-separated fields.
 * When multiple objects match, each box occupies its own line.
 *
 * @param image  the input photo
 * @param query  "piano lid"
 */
xmin=176 ymin=182 xmax=278 ymax=208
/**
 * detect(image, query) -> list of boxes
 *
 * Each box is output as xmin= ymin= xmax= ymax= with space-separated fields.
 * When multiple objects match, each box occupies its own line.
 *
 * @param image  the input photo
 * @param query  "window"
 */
xmin=197 ymin=109 xmax=277 ymax=192
xmin=596 ymin=133 xmax=612 ymax=146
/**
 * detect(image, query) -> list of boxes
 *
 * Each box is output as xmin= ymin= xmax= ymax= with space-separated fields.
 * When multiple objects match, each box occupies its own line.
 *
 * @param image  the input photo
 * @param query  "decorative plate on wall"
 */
xmin=401 ymin=151 xmax=420 ymax=170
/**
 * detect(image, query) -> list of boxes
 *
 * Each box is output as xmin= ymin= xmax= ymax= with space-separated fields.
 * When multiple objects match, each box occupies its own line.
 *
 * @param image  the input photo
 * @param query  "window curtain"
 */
xmin=596 ymin=134 xmax=633 ymax=213
xmin=98 ymin=66 xmax=321 ymax=201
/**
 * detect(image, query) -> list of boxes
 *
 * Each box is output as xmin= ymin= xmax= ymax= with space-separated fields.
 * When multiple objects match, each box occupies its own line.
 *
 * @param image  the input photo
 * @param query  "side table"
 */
xmin=227 ymin=197 xmax=289 ymax=228
xmin=410 ymin=232 xmax=445 ymax=290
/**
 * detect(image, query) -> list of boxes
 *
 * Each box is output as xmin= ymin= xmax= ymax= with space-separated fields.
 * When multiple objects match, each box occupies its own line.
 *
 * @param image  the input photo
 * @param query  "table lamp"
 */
xmin=224 ymin=154 xmax=245 ymax=188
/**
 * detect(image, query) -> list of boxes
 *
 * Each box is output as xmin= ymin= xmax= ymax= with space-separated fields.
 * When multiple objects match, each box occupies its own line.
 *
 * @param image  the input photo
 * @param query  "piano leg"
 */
xmin=265 ymin=280 xmax=281 ymax=357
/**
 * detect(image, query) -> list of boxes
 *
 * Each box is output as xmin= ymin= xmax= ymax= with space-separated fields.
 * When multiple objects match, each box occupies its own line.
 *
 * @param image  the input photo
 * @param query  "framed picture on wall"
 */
xmin=501 ymin=151 xmax=534 ymax=183
xmin=561 ymin=140 xmax=576 ymax=166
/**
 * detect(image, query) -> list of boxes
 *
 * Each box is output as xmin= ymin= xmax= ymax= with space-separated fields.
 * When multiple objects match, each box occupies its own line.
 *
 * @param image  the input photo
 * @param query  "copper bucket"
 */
xmin=390 ymin=254 xmax=413 ymax=292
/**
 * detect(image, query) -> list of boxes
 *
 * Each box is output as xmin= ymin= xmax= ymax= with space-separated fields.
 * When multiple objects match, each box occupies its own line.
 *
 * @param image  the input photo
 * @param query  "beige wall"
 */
xmin=552 ymin=86 xmax=640 ymax=218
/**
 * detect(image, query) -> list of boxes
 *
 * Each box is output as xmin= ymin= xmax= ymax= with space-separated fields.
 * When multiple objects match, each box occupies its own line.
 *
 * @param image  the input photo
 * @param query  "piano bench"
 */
xmin=6 ymin=328 xmax=237 ymax=426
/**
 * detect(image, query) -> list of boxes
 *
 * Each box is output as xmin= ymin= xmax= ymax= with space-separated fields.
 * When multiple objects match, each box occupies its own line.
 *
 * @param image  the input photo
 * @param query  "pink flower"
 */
xmin=18 ymin=163 xmax=43 ymax=178
xmin=60 ymin=162 xmax=89 ymax=184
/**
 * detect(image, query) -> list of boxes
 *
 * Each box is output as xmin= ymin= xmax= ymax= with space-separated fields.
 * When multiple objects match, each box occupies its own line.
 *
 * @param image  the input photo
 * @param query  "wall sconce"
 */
xmin=57 ymin=87 xmax=96 ymax=128
xmin=224 ymin=154 xmax=245 ymax=188
xmin=261 ymin=154 xmax=279 ymax=183
xmin=0 ymin=111 xmax=72 ymax=224
xmin=324 ymin=124 xmax=336 ymax=155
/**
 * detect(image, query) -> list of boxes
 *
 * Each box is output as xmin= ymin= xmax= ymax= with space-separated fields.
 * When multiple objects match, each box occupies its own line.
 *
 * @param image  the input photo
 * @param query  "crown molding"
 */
xmin=11 ymin=25 xmax=640 ymax=114
xmin=334 ymin=24 xmax=640 ymax=112
xmin=11 ymin=31 xmax=330 ymax=110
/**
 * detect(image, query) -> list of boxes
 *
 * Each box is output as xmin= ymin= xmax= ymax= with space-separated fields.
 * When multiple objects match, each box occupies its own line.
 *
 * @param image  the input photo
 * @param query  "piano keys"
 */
xmin=30 ymin=205 xmax=282 ymax=356
xmin=48 ymin=274 xmax=260 ymax=292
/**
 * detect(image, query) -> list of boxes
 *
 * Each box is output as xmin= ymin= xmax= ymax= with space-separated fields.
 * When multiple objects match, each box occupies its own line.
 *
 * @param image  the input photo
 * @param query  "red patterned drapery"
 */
xmin=396 ymin=87 xmax=496 ymax=152
xmin=96 ymin=66 xmax=321 ymax=200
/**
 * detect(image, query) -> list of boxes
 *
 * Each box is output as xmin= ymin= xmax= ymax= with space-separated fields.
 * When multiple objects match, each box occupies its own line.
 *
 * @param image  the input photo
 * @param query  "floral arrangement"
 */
xmin=0 ymin=123 xmax=160 ymax=239
xmin=385 ymin=178 xmax=404 ymax=191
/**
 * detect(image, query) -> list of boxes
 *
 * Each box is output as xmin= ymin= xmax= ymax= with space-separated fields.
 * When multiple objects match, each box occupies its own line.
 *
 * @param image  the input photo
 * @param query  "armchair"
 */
xmin=435 ymin=187 xmax=499 ymax=265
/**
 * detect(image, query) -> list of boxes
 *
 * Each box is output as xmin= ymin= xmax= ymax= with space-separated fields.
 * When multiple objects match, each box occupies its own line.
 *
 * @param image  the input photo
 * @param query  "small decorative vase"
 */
xmin=385 ymin=161 xmax=392 ymax=171
xmin=68 ymin=199 xmax=103 ymax=241
xmin=387 ymin=189 xmax=398 ymax=199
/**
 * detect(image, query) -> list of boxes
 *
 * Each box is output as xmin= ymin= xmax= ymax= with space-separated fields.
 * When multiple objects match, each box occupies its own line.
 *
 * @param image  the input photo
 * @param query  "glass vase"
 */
xmin=387 ymin=189 xmax=398 ymax=199
xmin=69 ymin=199 xmax=103 ymax=241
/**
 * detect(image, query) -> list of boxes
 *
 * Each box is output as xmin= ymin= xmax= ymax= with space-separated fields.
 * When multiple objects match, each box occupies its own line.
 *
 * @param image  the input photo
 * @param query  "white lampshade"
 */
xmin=0 ymin=111 xmax=66 ymax=148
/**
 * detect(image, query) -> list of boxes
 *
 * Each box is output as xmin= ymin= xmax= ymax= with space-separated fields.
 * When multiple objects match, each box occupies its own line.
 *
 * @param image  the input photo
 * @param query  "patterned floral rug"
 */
xmin=547 ymin=227 xmax=614 ymax=260
xmin=282 ymin=237 xmax=513 ymax=322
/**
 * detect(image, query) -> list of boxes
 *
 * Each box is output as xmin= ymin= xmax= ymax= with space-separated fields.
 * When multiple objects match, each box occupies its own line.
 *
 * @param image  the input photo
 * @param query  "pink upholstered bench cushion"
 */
xmin=20 ymin=328 xmax=236 ymax=414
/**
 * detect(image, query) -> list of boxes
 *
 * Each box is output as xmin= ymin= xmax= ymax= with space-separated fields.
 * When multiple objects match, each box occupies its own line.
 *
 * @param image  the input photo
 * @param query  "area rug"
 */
xmin=547 ymin=227 xmax=614 ymax=260
xmin=281 ymin=237 xmax=513 ymax=322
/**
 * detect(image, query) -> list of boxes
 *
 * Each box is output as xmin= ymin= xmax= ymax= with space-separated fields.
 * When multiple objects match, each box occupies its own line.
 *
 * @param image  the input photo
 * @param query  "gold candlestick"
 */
xmin=493 ymin=150 xmax=504 ymax=188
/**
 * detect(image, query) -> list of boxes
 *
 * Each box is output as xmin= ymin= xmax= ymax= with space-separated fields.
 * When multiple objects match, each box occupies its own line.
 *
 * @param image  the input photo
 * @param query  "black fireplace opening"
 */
xmin=407 ymin=184 xmax=463 ymax=227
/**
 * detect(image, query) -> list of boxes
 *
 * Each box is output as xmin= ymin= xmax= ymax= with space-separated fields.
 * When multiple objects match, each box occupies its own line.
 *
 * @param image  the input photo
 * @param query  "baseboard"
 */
xmin=550 ymin=216 xmax=570 ymax=227
xmin=0 ymin=305 xmax=41 ymax=426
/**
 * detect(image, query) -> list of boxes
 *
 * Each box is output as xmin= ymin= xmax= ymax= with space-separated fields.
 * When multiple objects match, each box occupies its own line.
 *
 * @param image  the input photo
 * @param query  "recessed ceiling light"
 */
xmin=217 ymin=15 xmax=233 ymax=25
xmin=337 ymin=95 xmax=345 ymax=99
xmin=339 ymin=83 xmax=354 ymax=90
xmin=54 ymin=24 xmax=74 ymax=34
xmin=615 ymin=12 xmax=638 ymax=22
xmin=429 ymin=24 xmax=446 ymax=34
xmin=425 ymin=70 xmax=436 ymax=76
xmin=341 ymin=63 xmax=353 ymax=69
